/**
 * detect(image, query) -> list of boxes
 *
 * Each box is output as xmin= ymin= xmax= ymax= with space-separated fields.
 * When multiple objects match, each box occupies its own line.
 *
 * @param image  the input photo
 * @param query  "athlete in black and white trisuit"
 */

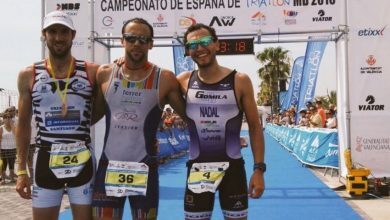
xmin=177 ymin=23 xmax=266 ymax=220
xmin=91 ymin=18 xmax=185 ymax=220
xmin=30 ymin=59 xmax=95 ymax=203
xmin=16 ymin=11 xmax=100 ymax=220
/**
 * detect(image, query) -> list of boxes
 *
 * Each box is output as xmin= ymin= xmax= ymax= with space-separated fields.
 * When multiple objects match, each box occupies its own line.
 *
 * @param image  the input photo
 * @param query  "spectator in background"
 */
xmin=288 ymin=107 xmax=296 ymax=125
xmin=315 ymin=100 xmax=326 ymax=127
xmin=328 ymin=104 xmax=337 ymax=116
xmin=308 ymin=106 xmax=322 ymax=128
xmin=297 ymin=109 xmax=309 ymax=127
xmin=325 ymin=109 xmax=337 ymax=129
xmin=0 ymin=113 xmax=17 ymax=184
xmin=280 ymin=111 xmax=292 ymax=126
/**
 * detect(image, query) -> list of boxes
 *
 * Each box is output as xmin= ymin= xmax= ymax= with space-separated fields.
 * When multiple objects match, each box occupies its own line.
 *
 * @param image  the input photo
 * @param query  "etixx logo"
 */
xmin=358 ymin=26 xmax=387 ymax=36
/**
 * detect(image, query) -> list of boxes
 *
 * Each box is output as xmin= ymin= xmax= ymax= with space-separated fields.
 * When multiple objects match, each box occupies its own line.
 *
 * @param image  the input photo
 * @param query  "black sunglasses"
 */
xmin=123 ymin=34 xmax=152 ymax=44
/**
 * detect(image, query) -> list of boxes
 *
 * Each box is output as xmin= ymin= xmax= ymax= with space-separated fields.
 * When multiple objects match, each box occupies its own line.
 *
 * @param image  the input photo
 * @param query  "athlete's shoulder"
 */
xmin=18 ymin=64 xmax=35 ymax=83
xmin=85 ymin=61 xmax=100 ymax=80
xmin=85 ymin=61 xmax=100 ymax=71
xmin=99 ymin=63 xmax=115 ymax=71
xmin=17 ymin=64 xmax=36 ymax=94
xmin=234 ymin=71 xmax=251 ymax=83
xmin=158 ymin=67 xmax=175 ymax=78
xmin=96 ymin=63 xmax=115 ymax=84
xmin=176 ymin=71 xmax=192 ymax=82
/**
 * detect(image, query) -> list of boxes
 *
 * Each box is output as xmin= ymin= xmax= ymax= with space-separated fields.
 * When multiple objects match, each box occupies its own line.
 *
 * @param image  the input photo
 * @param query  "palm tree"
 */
xmin=314 ymin=90 xmax=337 ymax=108
xmin=256 ymin=47 xmax=291 ymax=113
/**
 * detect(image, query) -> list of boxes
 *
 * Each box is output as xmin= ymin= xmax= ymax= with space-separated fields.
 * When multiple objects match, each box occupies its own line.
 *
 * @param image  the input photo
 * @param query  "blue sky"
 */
xmin=0 ymin=1 xmax=336 ymax=97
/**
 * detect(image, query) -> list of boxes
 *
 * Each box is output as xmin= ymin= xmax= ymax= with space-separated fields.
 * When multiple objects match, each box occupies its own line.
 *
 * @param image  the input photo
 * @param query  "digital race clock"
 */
xmin=217 ymin=38 xmax=254 ymax=55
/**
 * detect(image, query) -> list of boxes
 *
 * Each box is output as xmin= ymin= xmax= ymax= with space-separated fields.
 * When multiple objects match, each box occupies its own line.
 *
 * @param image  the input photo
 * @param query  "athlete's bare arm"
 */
xmin=235 ymin=72 xmax=265 ymax=199
xmin=159 ymin=69 xmax=186 ymax=119
xmin=15 ymin=66 xmax=34 ymax=199
xmin=87 ymin=62 xmax=105 ymax=125
xmin=176 ymin=71 xmax=192 ymax=96
xmin=93 ymin=64 xmax=114 ymax=122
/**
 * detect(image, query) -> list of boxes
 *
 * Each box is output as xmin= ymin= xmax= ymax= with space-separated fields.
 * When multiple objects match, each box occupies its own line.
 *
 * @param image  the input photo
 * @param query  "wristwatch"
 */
xmin=253 ymin=162 xmax=266 ymax=172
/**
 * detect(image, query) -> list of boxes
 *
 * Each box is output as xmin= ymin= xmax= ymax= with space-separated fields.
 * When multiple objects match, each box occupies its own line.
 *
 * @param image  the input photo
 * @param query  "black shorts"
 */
xmin=34 ymin=147 xmax=94 ymax=190
xmin=184 ymin=158 xmax=248 ymax=214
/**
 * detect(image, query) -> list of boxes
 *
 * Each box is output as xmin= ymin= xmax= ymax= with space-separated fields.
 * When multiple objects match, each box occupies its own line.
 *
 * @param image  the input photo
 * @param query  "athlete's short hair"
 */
xmin=122 ymin=18 xmax=154 ymax=38
xmin=183 ymin=23 xmax=218 ymax=45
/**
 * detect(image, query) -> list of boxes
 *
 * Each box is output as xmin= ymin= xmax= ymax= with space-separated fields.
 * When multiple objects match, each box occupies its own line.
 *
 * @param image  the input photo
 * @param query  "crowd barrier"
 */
xmin=156 ymin=127 xmax=190 ymax=160
xmin=265 ymin=124 xmax=339 ymax=168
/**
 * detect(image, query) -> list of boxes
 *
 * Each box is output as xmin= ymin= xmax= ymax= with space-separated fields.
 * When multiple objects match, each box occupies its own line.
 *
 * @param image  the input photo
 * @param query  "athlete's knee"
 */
xmin=71 ymin=204 xmax=92 ymax=220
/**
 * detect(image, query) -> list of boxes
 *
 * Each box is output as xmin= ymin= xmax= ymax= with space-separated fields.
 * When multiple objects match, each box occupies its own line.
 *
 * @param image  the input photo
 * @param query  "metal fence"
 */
xmin=0 ymin=89 xmax=18 ymax=112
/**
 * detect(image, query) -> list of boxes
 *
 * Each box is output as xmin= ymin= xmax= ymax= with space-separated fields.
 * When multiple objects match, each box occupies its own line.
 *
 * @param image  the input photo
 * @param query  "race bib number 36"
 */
xmin=188 ymin=162 xmax=229 ymax=194
xmin=49 ymin=142 xmax=90 ymax=179
xmin=105 ymin=161 xmax=149 ymax=197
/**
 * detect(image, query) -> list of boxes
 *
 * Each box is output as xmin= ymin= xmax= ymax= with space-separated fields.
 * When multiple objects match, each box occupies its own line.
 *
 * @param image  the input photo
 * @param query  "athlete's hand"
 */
xmin=113 ymin=57 xmax=125 ymax=66
xmin=248 ymin=170 xmax=265 ymax=198
xmin=16 ymin=175 xmax=32 ymax=199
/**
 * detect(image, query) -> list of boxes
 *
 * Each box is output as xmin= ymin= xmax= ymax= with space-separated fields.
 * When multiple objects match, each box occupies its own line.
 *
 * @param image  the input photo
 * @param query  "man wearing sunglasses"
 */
xmin=91 ymin=18 xmax=185 ymax=220
xmin=177 ymin=23 xmax=266 ymax=220
xmin=15 ymin=11 xmax=100 ymax=220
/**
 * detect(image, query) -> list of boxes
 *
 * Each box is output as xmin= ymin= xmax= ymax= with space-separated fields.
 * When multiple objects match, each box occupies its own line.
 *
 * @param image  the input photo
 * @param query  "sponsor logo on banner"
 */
xmin=179 ymin=15 xmax=197 ymax=29
xmin=312 ymin=10 xmax=332 ymax=22
xmin=358 ymin=95 xmax=385 ymax=111
xmin=102 ymin=16 xmax=114 ymax=28
xmin=57 ymin=2 xmax=81 ymax=16
xmin=355 ymin=136 xmax=390 ymax=152
xmin=153 ymin=14 xmax=168 ymax=28
xmin=360 ymin=55 xmax=382 ymax=74
xmin=283 ymin=10 xmax=298 ymax=25
xmin=72 ymin=40 xmax=85 ymax=47
xmin=251 ymin=11 xmax=266 ymax=26
xmin=246 ymin=0 xmax=291 ymax=8
xmin=358 ymin=26 xmax=387 ymax=37
xmin=210 ymin=16 xmax=236 ymax=27
xmin=293 ymin=0 xmax=337 ymax=6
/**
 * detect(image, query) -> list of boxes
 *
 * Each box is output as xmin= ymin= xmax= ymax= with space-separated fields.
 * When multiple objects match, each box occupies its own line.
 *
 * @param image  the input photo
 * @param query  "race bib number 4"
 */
xmin=187 ymin=162 xmax=229 ymax=194
xmin=49 ymin=142 xmax=90 ymax=179
xmin=105 ymin=161 xmax=149 ymax=197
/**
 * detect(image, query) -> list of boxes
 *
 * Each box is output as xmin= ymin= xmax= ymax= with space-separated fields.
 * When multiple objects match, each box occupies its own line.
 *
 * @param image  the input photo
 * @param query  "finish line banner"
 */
xmin=93 ymin=0 xmax=343 ymax=37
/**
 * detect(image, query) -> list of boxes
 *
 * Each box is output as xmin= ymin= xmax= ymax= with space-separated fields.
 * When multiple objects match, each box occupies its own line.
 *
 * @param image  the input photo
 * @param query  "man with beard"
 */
xmin=91 ymin=18 xmax=185 ymax=220
xmin=15 ymin=11 xmax=99 ymax=220
xmin=177 ymin=23 xmax=266 ymax=220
